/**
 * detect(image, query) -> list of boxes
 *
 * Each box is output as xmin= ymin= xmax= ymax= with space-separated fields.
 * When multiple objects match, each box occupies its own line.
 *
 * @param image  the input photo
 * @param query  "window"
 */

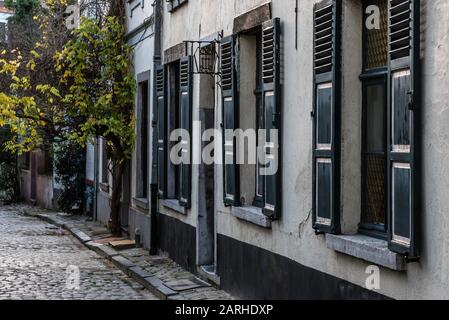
xmin=220 ymin=18 xmax=282 ymax=220
xmin=238 ymin=29 xmax=264 ymax=208
xmin=167 ymin=0 xmax=188 ymax=13
xmin=167 ymin=61 xmax=181 ymax=200
xmin=136 ymin=72 xmax=150 ymax=199
xmin=254 ymin=32 xmax=265 ymax=208
xmin=359 ymin=0 xmax=388 ymax=239
xmin=156 ymin=57 xmax=192 ymax=208
xmin=316 ymin=0 xmax=421 ymax=258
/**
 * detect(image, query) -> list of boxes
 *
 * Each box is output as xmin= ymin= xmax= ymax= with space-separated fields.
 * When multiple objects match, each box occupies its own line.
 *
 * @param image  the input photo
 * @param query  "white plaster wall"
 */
xmin=85 ymin=142 xmax=95 ymax=182
xmin=126 ymin=1 xmax=155 ymax=204
xmin=160 ymin=0 xmax=449 ymax=299
xmin=0 ymin=13 xmax=10 ymax=23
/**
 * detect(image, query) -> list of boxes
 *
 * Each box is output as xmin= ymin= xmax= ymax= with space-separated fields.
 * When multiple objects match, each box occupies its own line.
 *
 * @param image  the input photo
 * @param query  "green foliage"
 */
xmin=0 ymin=15 xmax=135 ymax=161
xmin=0 ymin=1 xmax=133 ymax=232
xmin=54 ymin=140 xmax=85 ymax=214
xmin=55 ymin=16 xmax=136 ymax=160
xmin=0 ymin=128 xmax=19 ymax=203
xmin=0 ymin=162 xmax=18 ymax=203
xmin=5 ymin=0 xmax=40 ymax=23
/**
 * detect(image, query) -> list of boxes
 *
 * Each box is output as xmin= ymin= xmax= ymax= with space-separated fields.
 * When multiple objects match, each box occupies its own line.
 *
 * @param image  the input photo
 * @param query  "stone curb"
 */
xmin=25 ymin=208 xmax=181 ymax=300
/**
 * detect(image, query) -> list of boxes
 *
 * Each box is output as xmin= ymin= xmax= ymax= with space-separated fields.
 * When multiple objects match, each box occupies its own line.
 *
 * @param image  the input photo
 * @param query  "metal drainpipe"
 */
xmin=149 ymin=0 xmax=162 ymax=256
xmin=93 ymin=136 xmax=99 ymax=222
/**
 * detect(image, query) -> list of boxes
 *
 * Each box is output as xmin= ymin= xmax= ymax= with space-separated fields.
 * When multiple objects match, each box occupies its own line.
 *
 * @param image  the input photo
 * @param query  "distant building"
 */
xmin=0 ymin=1 xmax=13 ymax=44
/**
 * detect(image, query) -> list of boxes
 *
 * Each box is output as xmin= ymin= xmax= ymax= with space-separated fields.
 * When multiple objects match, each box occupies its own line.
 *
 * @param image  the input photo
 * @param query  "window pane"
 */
xmin=366 ymin=84 xmax=385 ymax=152
xmin=364 ymin=0 xmax=388 ymax=69
xmin=363 ymin=82 xmax=386 ymax=228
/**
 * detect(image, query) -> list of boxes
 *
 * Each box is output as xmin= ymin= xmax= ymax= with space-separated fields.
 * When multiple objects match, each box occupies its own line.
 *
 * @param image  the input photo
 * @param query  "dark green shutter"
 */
xmin=220 ymin=35 xmax=240 ymax=206
xmin=387 ymin=0 xmax=421 ymax=259
xmin=179 ymin=56 xmax=193 ymax=208
xmin=312 ymin=0 xmax=341 ymax=234
xmin=156 ymin=65 xmax=167 ymax=199
xmin=262 ymin=18 xmax=282 ymax=220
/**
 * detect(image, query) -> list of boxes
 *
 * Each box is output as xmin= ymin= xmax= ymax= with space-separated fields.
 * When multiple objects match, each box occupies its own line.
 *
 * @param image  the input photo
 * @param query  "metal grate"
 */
xmin=365 ymin=154 xmax=386 ymax=225
xmin=365 ymin=0 xmax=388 ymax=69
xmin=314 ymin=4 xmax=334 ymax=74
xmin=389 ymin=0 xmax=411 ymax=60
xmin=156 ymin=69 xmax=164 ymax=92
xmin=262 ymin=25 xmax=275 ymax=83
xmin=180 ymin=60 xmax=189 ymax=87
xmin=221 ymin=41 xmax=233 ymax=90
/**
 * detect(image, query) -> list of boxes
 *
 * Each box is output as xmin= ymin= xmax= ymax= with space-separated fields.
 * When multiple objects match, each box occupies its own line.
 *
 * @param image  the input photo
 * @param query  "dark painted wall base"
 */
xmin=153 ymin=212 xmax=390 ymax=300
xmin=155 ymin=212 xmax=197 ymax=273
xmin=217 ymin=234 xmax=390 ymax=300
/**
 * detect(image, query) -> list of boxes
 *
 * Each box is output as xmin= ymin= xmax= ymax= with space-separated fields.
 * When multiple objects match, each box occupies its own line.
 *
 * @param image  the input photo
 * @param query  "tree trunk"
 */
xmin=110 ymin=160 xmax=124 ymax=235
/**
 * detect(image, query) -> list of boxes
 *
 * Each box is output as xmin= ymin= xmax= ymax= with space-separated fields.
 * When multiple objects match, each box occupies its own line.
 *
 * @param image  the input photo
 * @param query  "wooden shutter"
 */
xmin=312 ymin=0 xmax=341 ymax=234
xmin=221 ymin=35 xmax=240 ymax=206
xmin=179 ymin=56 xmax=193 ymax=208
xmin=387 ymin=0 xmax=421 ymax=258
xmin=262 ymin=18 xmax=282 ymax=220
xmin=156 ymin=65 xmax=167 ymax=198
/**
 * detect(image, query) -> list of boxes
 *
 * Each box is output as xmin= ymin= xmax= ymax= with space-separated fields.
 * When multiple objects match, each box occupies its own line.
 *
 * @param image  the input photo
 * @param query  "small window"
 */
xmin=360 ymin=0 xmax=388 ymax=238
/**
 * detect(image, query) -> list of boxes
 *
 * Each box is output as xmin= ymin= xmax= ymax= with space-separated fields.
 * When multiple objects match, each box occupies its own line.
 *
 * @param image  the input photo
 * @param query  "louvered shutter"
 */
xmin=221 ymin=35 xmax=240 ymax=206
xmin=262 ymin=18 xmax=282 ymax=220
xmin=179 ymin=56 xmax=193 ymax=208
xmin=312 ymin=0 xmax=341 ymax=234
xmin=156 ymin=65 xmax=167 ymax=198
xmin=387 ymin=0 xmax=421 ymax=258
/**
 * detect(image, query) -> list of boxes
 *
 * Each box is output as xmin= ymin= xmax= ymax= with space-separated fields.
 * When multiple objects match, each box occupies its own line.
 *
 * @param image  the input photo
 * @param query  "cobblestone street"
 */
xmin=0 ymin=205 xmax=158 ymax=300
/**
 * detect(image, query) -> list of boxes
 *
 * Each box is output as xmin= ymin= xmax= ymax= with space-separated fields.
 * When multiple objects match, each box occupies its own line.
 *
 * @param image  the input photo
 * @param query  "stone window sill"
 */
xmin=231 ymin=206 xmax=271 ymax=229
xmin=161 ymin=199 xmax=186 ymax=215
xmin=326 ymin=234 xmax=406 ymax=271
xmin=133 ymin=197 xmax=149 ymax=210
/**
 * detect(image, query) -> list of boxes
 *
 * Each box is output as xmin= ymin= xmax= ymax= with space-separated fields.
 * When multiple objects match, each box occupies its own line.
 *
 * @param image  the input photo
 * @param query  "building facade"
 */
xmin=81 ymin=0 xmax=449 ymax=300
xmin=93 ymin=0 xmax=156 ymax=247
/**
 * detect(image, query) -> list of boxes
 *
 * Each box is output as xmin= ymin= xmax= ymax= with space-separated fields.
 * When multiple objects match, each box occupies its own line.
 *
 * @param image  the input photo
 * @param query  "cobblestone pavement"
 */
xmin=0 ymin=205 xmax=158 ymax=300
xmin=16 ymin=204 xmax=235 ymax=300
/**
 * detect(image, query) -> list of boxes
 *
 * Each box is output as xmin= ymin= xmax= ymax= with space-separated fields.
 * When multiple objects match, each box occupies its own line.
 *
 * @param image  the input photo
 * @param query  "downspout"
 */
xmin=93 ymin=136 xmax=99 ymax=221
xmin=149 ymin=0 xmax=162 ymax=255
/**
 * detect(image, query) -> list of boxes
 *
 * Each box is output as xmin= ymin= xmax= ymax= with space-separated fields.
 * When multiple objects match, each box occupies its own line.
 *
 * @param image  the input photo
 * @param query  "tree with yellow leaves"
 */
xmin=0 ymin=0 xmax=135 ymax=234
